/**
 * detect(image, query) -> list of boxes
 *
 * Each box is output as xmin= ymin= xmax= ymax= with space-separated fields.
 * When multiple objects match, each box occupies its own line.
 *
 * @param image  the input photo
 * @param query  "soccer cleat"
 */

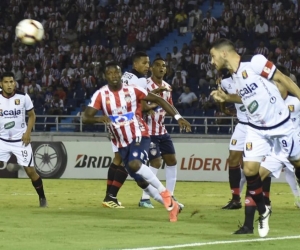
xmin=233 ymin=225 xmax=254 ymax=234
xmin=257 ymin=206 xmax=272 ymax=238
xmin=294 ymin=196 xmax=300 ymax=208
xmin=169 ymin=200 xmax=180 ymax=222
xmin=139 ymin=199 xmax=154 ymax=208
xmin=102 ymin=200 xmax=125 ymax=208
xmin=222 ymin=199 xmax=242 ymax=209
xmin=172 ymin=196 xmax=184 ymax=209
xmin=39 ymin=198 xmax=48 ymax=208
xmin=160 ymin=189 xmax=173 ymax=211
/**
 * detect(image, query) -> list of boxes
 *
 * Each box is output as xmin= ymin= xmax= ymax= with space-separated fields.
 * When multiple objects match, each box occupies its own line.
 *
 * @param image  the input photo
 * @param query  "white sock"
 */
xmin=239 ymin=169 xmax=246 ymax=195
xmin=285 ymin=168 xmax=300 ymax=196
xmin=141 ymin=166 xmax=159 ymax=200
xmin=136 ymin=164 xmax=166 ymax=193
xmin=143 ymin=185 xmax=164 ymax=205
xmin=166 ymin=165 xmax=177 ymax=195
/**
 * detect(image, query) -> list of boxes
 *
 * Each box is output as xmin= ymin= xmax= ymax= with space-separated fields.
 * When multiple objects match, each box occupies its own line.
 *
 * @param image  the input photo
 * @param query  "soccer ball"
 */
xmin=15 ymin=19 xmax=44 ymax=45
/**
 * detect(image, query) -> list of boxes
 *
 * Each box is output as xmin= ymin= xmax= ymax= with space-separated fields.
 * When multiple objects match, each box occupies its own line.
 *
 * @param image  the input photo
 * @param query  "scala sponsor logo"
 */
xmin=239 ymin=83 xmax=258 ymax=97
xmin=180 ymin=154 xmax=222 ymax=171
xmin=0 ymin=109 xmax=21 ymax=117
xmin=74 ymin=154 xmax=112 ymax=168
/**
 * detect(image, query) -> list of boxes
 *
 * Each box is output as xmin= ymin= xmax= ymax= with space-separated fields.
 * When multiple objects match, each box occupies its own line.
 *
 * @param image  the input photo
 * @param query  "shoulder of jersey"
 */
xmin=15 ymin=90 xmax=26 ymax=96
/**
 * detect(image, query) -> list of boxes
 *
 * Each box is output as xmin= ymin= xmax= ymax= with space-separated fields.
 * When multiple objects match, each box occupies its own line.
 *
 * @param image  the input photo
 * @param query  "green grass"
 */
xmin=0 ymin=179 xmax=299 ymax=250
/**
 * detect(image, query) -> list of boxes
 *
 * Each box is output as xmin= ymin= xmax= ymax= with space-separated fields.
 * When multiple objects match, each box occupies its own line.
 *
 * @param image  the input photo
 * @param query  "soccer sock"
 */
xmin=165 ymin=165 xmax=177 ymax=195
xmin=141 ymin=166 xmax=158 ymax=200
xmin=228 ymin=165 xmax=241 ymax=201
xmin=240 ymin=169 xmax=246 ymax=195
xmin=246 ymin=173 xmax=266 ymax=215
xmin=136 ymin=164 xmax=166 ymax=193
xmin=109 ymin=165 xmax=128 ymax=197
xmin=106 ymin=163 xmax=118 ymax=195
xmin=143 ymin=185 xmax=164 ymax=205
xmin=243 ymin=190 xmax=256 ymax=230
xmin=285 ymin=168 xmax=300 ymax=196
xmin=32 ymin=177 xmax=46 ymax=199
xmin=262 ymin=176 xmax=271 ymax=206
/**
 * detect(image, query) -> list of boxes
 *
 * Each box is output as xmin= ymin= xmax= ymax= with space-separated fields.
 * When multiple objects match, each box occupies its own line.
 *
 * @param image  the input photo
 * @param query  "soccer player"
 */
xmin=0 ymin=72 xmax=47 ymax=207
xmin=103 ymin=51 xmax=153 ymax=208
xmin=82 ymin=62 xmax=191 ymax=222
xmin=210 ymin=38 xmax=300 ymax=237
xmin=138 ymin=58 xmax=184 ymax=208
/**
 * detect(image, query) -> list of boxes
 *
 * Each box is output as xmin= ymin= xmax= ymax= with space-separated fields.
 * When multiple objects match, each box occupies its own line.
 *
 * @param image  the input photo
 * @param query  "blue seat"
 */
xmin=193 ymin=118 xmax=206 ymax=134
xmin=219 ymin=126 xmax=231 ymax=134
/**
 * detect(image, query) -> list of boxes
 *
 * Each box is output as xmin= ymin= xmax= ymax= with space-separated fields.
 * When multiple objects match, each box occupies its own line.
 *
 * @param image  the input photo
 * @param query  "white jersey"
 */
xmin=0 ymin=90 xmax=34 ymax=141
xmin=121 ymin=70 xmax=147 ymax=89
xmin=221 ymin=76 xmax=248 ymax=123
xmin=284 ymin=95 xmax=300 ymax=128
xmin=145 ymin=77 xmax=172 ymax=136
xmin=232 ymin=54 xmax=289 ymax=128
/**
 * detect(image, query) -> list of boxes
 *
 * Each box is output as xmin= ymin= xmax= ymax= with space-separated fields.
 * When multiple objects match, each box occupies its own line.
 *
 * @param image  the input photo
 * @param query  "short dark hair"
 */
xmin=132 ymin=51 xmax=148 ymax=62
xmin=276 ymin=65 xmax=290 ymax=77
xmin=152 ymin=58 xmax=165 ymax=65
xmin=104 ymin=62 xmax=121 ymax=71
xmin=210 ymin=38 xmax=235 ymax=51
xmin=1 ymin=72 xmax=15 ymax=80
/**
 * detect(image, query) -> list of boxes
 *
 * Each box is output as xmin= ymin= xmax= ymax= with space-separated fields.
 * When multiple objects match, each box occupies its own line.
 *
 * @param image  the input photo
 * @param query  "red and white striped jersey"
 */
xmin=205 ymin=31 xmax=220 ymax=44
xmin=145 ymin=78 xmax=173 ymax=136
xmin=89 ymin=85 xmax=149 ymax=148
xmin=269 ymin=25 xmax=280 ymax=38
xmin=255 ymin=46 xmax=269 ymax=57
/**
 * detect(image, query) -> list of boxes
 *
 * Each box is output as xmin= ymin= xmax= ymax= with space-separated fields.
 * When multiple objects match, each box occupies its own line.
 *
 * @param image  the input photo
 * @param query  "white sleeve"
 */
xmin=250 ymin=54 xmax=276 ymax=80
xmin=25 ymin=94 xmax=34 ymax=111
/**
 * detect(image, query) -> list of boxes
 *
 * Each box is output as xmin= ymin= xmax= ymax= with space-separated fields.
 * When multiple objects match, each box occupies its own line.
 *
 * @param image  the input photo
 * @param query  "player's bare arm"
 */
xmin=144 ymin=92 xmax=191 ymax=132
xmin=141 ymin=100 xmax=158 ymax=112
xmin=22 ymin=109 xmax=36 ymax=146
xmin=82 ymin=107 xmax=111 ymax=124
xmin=272 ymin=69 xmax=300 ymax=100
xmin=210 ymin=89 xmax=242 ymax=104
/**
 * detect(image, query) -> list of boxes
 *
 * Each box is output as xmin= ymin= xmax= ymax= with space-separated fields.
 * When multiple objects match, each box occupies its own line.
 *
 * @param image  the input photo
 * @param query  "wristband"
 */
xmin=174 ymin=114 xmax=182 ymax=120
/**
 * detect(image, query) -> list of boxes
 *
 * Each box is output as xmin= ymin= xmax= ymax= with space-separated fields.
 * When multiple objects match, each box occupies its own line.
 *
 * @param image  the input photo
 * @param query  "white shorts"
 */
xmin=243 ymin=119 xmax=298 ymax=162
xmin=229 ymin=123 xmax=247 ymax=151
xmin=0 ymin=139 xmax=34 ymax=167
xmin=111 ymin=141 xmax=118 ymax=153
xmin=261 ymin=154 xmax=295 ymax=178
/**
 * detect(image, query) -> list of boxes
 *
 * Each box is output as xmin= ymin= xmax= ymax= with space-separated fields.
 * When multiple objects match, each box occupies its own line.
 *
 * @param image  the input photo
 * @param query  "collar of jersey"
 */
xmin=131 ymin=69 xmax=145 ymax=78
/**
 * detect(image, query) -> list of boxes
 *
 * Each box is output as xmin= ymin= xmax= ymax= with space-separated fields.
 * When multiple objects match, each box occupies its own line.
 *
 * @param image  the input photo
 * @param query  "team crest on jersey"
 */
xmin=246 ymin=142 xmax=252 ymax=151
xmin=288 ymin=105 xmax=295 ymax=112
xmin=231 ymin=139 xmax=237 ymax=145
xmin=15 ymin=99 xmax=20 ymax=105
xmin=124 ymin=94 xmax=131 ymax=103
xmin=242 ymin=70 xmax=248 ymax=79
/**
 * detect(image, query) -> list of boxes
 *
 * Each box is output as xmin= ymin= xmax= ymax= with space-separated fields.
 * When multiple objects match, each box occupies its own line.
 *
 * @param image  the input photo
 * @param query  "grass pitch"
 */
xmin=0 ymin=179 xmax=299 ymax=250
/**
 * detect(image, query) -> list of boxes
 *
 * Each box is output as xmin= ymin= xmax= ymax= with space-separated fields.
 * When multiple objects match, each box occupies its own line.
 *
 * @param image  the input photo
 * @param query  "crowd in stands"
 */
xmin=0 ymin=0 xmax=299 ymax=133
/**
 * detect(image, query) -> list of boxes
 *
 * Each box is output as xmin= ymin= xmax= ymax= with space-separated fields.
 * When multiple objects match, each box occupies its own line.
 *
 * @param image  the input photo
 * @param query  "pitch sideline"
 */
xmin=121 ymin=235 xmax=300 ymax=250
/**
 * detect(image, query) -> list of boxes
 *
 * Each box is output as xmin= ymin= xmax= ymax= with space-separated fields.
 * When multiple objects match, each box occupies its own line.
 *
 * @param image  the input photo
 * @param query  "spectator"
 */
xmin=171 ymin=46 xmax=182 ymax=64
xmin=55 ymin=86 xmax=66 ymax=103
xmin=188 ymin=5 xmax=202 ymax=30
xmin=255 ymin=19 xmax=268 ymax=39
xmin=175 ymin=86 xmax=198 ymax=109
xmin=47 ymin=93 xmax=64 ymax=116
xmin=11 ymin=66 xmax=22 ymax=82
xmin=81 ymin=71 xmax=96 ymax=98
xmin=174 ymin=9 xmax=188 ymax=36
xmin=171 ymin=71 xmax=186 ymax=92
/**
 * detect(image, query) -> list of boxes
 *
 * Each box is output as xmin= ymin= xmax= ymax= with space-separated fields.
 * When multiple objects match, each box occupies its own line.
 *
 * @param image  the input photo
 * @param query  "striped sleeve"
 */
xmin=89 ymin=90 xmax=102 ymax=110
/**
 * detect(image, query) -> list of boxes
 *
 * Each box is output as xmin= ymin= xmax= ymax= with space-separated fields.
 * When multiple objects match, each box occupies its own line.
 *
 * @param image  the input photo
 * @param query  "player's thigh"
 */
xmin=12 ymin=142 xmax=34 ymax=167
xmin=260 ymin=155 xmax=284 ymax=179
xmin=288 ymin=129 xmax=300 ymax=168
xmin=0 ymin=140 xmax=12 ymax=163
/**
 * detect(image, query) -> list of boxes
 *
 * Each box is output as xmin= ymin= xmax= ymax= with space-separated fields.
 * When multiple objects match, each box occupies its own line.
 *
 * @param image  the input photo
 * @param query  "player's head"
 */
xmin=1 ymin=72 xmax=16 ymax=96
xmin=132 ymin=51 xmax=150 ymax=75
xmin=151 ymin=58 xmax=166 ymax=79
xmin=210 ymin=38 xmax=236 ymax=70
xmin=104 ymin=62 xmax=122 ymax=89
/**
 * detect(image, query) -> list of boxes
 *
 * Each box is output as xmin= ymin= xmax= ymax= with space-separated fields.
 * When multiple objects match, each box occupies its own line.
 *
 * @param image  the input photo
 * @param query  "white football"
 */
xmin=6 ymin=163 xmax=22 ymax=172
xmin=15 ymin=19 xmax=44 ymax=45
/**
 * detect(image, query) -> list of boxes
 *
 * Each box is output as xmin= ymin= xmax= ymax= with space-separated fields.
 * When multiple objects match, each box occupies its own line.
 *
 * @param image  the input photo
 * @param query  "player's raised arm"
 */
xmin=143 ymin=92 xmax=191 ymax=132
xmin=210 ymin=89 xmax=242 ymax=103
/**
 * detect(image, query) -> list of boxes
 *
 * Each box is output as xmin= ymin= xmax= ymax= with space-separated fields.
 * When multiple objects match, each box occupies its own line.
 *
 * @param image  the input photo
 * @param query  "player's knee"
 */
xmin=150 ymin=157 xmax=162 ymax=168
xmin=113 ymin=153 xmax=122 ymax=166
xmin=243 ymin=162 xmax=260 ymax=176
xmin=259 ymin=167 xmax=270 ymax=181
xmin=135 ymin=180 xmax=149 ymax=189
xmin=163 ymin=154 xmax=177 ymax=166
xmin=128 ymin=159 xmax=142 ymax=172
xmin=24 ymin=167 xmax=38 ymax=179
